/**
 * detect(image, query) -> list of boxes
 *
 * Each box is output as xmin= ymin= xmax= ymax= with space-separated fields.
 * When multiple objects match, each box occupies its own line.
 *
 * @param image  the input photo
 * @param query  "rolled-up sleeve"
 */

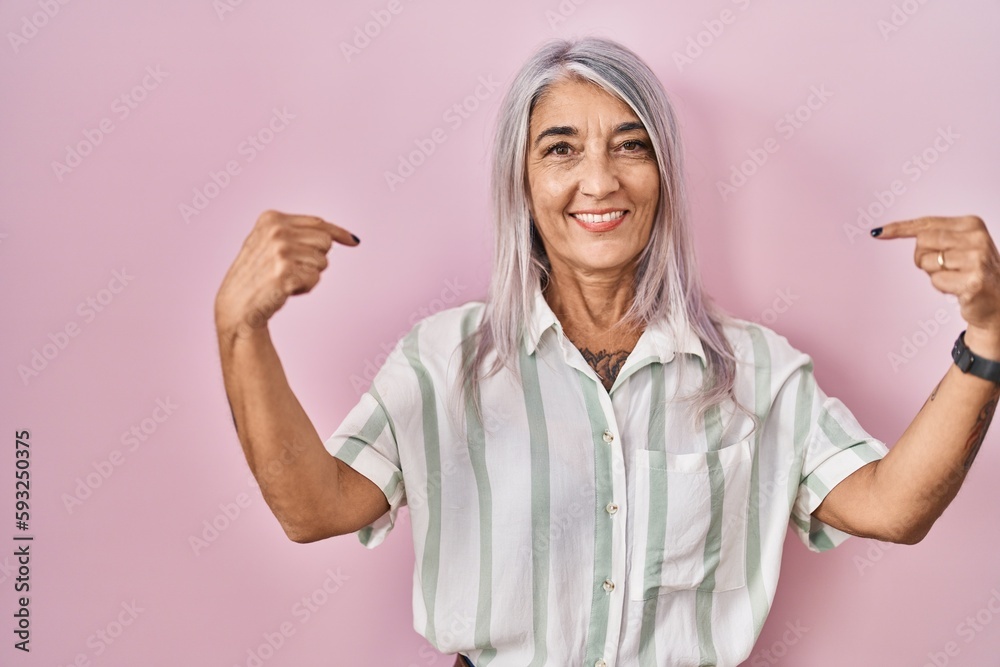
xmin=788 ymin=360 xmax=890 ymax=553
xmin=321 ymin=335 xmax=415 ymax=548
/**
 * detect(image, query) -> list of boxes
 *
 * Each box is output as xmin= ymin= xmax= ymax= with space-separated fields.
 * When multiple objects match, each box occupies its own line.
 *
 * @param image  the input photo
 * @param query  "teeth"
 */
xmin=573 ymin=211 xmax=626 ymax=224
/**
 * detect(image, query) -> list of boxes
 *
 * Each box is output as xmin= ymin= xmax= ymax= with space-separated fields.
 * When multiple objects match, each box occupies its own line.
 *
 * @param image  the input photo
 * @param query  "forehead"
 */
xmin=529 ymin=76 xmax=640 ymax=128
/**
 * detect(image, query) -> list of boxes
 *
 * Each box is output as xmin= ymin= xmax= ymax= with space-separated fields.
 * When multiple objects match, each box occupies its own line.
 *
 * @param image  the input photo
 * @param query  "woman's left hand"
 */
xmin=873 ymin=215 xmax=1000 ymax=355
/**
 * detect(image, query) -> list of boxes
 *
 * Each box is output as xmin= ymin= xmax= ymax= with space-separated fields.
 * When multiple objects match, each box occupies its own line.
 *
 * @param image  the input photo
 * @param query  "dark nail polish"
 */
xmin=351 ymin=234 xmax=360 ymax=244
xmin=870 ymin=227 xmax=882 ymax=237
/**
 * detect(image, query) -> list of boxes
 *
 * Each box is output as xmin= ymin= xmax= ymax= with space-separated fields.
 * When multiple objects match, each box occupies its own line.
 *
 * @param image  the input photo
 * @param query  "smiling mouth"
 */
xmin=569 ymin=210 xmax=628 ymax=224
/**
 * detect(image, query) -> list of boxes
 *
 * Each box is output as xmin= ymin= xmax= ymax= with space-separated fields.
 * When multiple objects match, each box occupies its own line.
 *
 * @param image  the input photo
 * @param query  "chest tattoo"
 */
xmin=578 ymin=347 xmax=630 ymax=391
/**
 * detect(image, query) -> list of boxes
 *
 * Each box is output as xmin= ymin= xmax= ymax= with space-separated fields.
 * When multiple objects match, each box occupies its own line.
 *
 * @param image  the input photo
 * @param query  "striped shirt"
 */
xmin=323 ymin=282 xmax=889 ymax=667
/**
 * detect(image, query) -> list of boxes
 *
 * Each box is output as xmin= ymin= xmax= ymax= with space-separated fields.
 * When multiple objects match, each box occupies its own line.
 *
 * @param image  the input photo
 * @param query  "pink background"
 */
xmin=2 ymin=1 xmax=999 ymax=665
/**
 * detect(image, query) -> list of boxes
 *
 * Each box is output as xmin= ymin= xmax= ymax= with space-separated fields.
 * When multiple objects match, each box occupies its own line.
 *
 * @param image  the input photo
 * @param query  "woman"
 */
xmin=214 ymin=37 xmax=1000 ymax=667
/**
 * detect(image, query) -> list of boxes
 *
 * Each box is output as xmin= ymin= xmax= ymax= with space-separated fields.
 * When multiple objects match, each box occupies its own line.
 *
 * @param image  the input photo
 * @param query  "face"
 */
xmin=525 ymin=76 xmax=660 ymax=280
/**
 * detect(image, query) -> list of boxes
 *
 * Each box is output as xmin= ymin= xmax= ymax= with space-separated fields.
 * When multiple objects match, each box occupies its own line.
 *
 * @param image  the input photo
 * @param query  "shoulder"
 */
xmin=397 ymin=299 xmax=486 ymax=362
xmin=410 ymin=299 xmax=486 ymax=337
xmin=369 ymin=300 xmax=486 ymax=401
xmin=715 ymin=315 xmax=813 ymax=377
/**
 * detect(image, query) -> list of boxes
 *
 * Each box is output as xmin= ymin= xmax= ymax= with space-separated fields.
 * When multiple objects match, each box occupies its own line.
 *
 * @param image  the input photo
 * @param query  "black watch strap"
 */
xmin=952 ymin=330 xmax=1000 ymax=384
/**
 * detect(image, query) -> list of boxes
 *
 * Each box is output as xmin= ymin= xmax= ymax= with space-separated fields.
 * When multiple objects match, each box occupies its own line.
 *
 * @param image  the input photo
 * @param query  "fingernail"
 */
xmin=351 ymin=234 xmax=360 ymax=244
xmin=870 ymin=227 xmax=882 ymax=237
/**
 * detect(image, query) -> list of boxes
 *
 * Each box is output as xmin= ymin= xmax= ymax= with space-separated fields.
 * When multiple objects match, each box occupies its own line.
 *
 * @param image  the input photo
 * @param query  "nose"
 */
xmin=577 ymin=150 xmax=620 ymax=199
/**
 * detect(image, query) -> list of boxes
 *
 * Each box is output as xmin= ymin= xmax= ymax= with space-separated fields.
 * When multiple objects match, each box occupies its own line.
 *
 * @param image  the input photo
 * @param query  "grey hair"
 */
xmin=451 ymin=36 xmax=758 ymax=439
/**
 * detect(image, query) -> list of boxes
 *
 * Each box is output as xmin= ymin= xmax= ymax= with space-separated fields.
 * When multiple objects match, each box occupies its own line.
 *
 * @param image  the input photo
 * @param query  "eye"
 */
xmin=621 ymin=139 xmax=647 ymax=152
xmin=543 ymin=142 xmax=572 ymax=156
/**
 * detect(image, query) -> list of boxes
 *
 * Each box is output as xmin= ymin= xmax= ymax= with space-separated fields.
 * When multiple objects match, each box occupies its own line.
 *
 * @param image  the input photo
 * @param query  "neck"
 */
xmin=543 ymin=264 xmax=638 ymax=335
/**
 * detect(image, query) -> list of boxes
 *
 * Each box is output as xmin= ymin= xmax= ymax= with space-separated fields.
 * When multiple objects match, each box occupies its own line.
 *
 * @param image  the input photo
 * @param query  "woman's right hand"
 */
xmin=214 ymin=209 xmax=360 ymax=340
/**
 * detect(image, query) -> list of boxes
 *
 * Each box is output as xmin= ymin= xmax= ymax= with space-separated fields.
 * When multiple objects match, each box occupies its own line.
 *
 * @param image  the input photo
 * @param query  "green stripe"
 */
xmin=790 ymin=513 xmax=811 ymax=533
xmin=804 ymin=474 xmax=830 ymax=498
xmin=333 ymin=400 xmax=389 ymax=465
xmin=382 ymin=471 xmax=402 ymax=499
xmin=639 ymin=597 xmax=659 ymax=667
xmin=789 ymin=363 xmax=815 ymax=508
xmin=810 ymin=528 xmax=836 ymax=551
xmin=850 ymin=443 xmax=882 ymax=464
xmin=745 ymin=325 xmax=771 ymax=637
xmin=369 ymin=385 xmax=398 ymax=444
xmin=461 ymin=308 xmax=498 ymax=665
xmin=579 ymin=377 xmax=614 ymax=665
xmin=610 ymin=354 xmax=660 ymax=393
xmin=520 ymin=344 xmax=551 ymax=666
xmin=638 ymin=364 xmax=666 ymax=667
xmin=403 ymin=325 xmax=443 ymax=646
xmin=819 ymin=404 xmax=858 ymax=449
xmin=695 ymin=404 xmax=724 ymax=665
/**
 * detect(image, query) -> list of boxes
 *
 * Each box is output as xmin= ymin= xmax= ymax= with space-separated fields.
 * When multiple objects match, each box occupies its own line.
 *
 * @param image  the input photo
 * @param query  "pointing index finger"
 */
xmin=870 ymin=216 xmax=935 ymax=239
xmin=298 ymin=215 xmax=360 ymax=246
xmin=323 ymin=220 xmax=361 ymax=246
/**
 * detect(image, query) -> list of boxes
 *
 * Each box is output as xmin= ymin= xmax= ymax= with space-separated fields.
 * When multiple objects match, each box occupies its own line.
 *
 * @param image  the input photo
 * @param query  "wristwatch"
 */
xmin=951 ymin=330 xmax=1000 ymax=384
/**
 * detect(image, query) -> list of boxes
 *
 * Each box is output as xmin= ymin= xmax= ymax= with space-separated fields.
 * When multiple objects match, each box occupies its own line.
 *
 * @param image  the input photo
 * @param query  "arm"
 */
xmin=215 ymin=210 xmax=388 ymax=543
xmin=812 ymin=329 xmax=999 ymax=544
xmin=813 ymin=214 xmax=1000 ymax=544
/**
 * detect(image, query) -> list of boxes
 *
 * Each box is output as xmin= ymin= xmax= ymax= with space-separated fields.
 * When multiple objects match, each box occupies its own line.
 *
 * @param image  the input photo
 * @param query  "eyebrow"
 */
xmin=532 ymin=121 xmax=647 ymax=148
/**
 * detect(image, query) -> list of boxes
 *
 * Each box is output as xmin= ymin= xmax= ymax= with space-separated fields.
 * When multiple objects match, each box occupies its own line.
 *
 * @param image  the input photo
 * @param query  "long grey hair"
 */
xmin=452 ymin=36 xmax=757 ymax=437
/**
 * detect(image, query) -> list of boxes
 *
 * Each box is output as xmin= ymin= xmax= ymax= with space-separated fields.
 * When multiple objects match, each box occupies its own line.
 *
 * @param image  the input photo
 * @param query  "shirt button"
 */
xmin=595 ymin=660 xmax=608 ymax=667
xmin=602 ymin=429 xmax=614 ymax=443
xmin=602 ymin=579 xmax=615 ymax=593
xmin=605 ymin=502 xmax=618 ymax=515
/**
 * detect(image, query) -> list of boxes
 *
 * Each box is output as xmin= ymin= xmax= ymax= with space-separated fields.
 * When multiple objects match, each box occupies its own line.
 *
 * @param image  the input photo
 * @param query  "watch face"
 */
xmin=954 ymin=333 xmax=974 ymax=372
xmin=953 ymin=331 xmax=1000 ymax=383
xmin=958 ymin=352 xmax=974 ymax=372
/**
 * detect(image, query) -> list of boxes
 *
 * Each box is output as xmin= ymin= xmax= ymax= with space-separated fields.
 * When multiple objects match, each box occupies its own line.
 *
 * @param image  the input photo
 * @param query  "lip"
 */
xmin=569 ymin=209 xmax=628 ymax=233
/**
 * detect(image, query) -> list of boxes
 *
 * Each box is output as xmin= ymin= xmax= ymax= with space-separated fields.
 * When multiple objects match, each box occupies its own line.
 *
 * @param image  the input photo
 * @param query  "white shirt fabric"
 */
xmin=322 ymin=281 xmax=889 ymax=666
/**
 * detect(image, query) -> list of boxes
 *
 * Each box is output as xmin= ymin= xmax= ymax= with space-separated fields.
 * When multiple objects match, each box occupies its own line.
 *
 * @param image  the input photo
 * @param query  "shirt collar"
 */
xmin=522 ymin=280 xmax=707 ymax=366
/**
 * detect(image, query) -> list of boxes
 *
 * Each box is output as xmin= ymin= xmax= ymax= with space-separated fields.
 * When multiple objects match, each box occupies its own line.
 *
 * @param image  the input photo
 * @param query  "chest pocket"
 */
xmin=629 ymin=437 xmax=753 ymax=601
